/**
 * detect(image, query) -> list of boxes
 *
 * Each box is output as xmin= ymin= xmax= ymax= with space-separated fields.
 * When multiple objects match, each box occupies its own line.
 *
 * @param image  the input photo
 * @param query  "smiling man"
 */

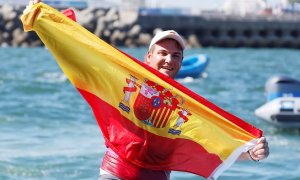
xmin=100 ymin=30 xmax=269 ymax=180
xmin=144 ymin=30 xmax=185 ymax=79
xmin=27 ymin=0 xmax=270 ymax=179
xmin=100 ymin=30 xmax=186 ymax=180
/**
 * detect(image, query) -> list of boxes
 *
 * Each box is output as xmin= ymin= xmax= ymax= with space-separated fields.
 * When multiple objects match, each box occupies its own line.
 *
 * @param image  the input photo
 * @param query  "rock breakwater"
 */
xmin=0 ymin=4 xmax=155 ymax=48
xmin=1 ymin=4 xmax=300 ymax=48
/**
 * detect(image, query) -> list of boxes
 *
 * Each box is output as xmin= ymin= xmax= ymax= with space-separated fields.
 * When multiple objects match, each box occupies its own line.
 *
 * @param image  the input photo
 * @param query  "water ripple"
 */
xmin=1 ymin=47 xmax=300 ymax=180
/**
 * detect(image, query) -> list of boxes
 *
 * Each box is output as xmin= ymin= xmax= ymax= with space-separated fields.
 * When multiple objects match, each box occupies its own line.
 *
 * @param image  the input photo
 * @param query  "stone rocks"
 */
xmin=0 ymin=4 xmax=39 ymax=47
xmin=188 ymin=34 xmax=202 ymax=48
xmin=0 ymin=4 xmax=195 ymax=48
xmin=0 ymin=4 xmax=149 ymax=48
xmin=12 ymin=28 xmax=28 ymax=47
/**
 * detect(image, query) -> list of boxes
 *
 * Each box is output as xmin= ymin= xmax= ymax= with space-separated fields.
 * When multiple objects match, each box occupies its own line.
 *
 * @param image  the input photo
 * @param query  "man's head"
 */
xmin=145 ymin=30 xmax=185 ymax=79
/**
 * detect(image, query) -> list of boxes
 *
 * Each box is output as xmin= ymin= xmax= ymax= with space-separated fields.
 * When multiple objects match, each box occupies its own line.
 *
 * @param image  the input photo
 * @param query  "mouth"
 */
xmin=161 ymin=66 xmax=174 ymax=71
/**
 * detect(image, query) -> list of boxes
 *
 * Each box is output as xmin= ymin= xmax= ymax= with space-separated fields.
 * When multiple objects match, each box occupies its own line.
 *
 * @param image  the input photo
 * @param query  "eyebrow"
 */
xmin=157 ymin=49 xmax=182 ymax=55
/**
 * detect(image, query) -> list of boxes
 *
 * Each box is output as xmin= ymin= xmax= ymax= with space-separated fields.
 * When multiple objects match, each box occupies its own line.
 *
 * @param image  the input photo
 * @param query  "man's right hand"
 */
xmin=29 ymin=0 xmax=41 ymax=6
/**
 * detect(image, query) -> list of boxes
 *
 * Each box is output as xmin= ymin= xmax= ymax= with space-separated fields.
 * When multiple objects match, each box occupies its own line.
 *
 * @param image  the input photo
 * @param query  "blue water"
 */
xmin=1 ymin=47 xmax=300 ymax=180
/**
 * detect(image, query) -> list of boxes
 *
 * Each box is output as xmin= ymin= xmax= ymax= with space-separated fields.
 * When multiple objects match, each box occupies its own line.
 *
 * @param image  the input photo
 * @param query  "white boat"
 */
xmin=255 ymin=75 xmax=300 ymax=128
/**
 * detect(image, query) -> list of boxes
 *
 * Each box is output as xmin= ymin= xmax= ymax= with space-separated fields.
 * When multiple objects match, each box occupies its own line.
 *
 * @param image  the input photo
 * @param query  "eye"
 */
xmin=172 ymin=54 xmax=182 ymax=61
xmin=160 ymin=52 xmax=168 ymax=56
xmin=173 ymin=54 xmax=179 ymax=58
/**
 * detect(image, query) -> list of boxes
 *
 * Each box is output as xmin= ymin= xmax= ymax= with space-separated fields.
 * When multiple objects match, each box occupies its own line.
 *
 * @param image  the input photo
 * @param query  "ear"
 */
xmin=144 ymin=51 xmax=152 ymax=64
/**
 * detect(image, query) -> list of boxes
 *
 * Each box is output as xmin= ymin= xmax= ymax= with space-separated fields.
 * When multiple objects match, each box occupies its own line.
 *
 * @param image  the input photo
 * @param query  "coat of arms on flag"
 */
xmin=119 ymin=75 xmax=192 ymax=135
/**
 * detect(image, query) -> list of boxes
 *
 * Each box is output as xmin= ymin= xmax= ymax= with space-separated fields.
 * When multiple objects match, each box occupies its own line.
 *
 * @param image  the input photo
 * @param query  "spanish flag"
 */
xmin=21 ymin=3 xmax=262 ymax=179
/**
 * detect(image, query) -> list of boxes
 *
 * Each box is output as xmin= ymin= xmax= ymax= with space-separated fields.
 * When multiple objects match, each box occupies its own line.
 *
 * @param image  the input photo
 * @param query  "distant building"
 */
xmin=223 ymin=0 xmax=267 ymax=16
xmin=121 ymin=0 xmax=145 ymax=10
xmin=0 ymin=0 xmax=28 ymax=5
xmin=280 ymin=0 xmax=289 ymax=7
xmin=43 ymin=0 xmax=88 ymax=9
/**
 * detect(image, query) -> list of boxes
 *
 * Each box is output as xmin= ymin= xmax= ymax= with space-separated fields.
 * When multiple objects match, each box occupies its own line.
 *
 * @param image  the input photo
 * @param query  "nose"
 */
xmin=164 ymin=54 xmax=173 ymax=63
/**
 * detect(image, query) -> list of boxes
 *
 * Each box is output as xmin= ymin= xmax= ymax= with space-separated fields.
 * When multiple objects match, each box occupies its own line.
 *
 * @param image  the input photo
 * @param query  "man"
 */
xmin=28 ymin=1 xmax=269 ymax=179
xmin=100 ymin=30 xmax=187 ymax=180
xmin=100 ymin=30 xmax=269 ymax=180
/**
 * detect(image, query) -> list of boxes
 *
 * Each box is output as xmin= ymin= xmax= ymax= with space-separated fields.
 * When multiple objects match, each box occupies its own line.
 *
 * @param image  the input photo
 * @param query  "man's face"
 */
xmin=146 ymin=39 xmax=183 ymax=79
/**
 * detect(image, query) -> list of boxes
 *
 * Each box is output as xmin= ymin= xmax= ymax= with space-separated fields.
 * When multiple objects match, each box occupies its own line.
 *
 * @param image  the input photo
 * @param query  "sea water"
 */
xmin=0 ymin=47 xmax=300 ymax=180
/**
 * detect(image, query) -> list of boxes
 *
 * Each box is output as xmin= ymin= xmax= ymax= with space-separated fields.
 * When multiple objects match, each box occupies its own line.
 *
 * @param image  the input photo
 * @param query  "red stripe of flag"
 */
xmin=77 ymin=88 xmax=223 ymax=178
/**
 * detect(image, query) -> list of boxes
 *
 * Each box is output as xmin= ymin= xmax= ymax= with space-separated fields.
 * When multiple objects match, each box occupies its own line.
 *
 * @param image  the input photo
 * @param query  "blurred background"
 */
xmin=1 ymin=0 xmax=300 ymax=48
xmin=1 ymin=0 xmax=300 ymax=179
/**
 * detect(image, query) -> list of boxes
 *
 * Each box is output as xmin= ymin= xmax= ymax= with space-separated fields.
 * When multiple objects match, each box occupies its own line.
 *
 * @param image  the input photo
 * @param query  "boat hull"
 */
xmin=255 ymin=97 xmax=300 ymax=128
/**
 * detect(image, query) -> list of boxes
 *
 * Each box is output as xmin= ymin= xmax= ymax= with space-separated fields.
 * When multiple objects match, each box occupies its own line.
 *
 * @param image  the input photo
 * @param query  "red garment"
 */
xmin=101 ymin=148 xmax=171 ymax=180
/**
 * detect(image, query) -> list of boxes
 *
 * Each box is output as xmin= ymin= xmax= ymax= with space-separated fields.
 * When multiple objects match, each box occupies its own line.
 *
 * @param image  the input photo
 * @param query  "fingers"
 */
xmin=257 ymin=136 xmax=266 ymax=143
xmin=254 ymin=137 xmax=268 ymax=151
xmin=252 ymin=147 xmax=269 ymax=159
xmin=249 ymin=137 xmax=269 ymax=161
xmin=29 ymin=0 xmax=41 ymax=6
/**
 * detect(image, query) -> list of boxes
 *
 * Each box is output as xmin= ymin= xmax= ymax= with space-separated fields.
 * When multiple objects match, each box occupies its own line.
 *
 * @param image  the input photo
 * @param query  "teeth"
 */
xmin=162 ymin=67 xmax=173 ymax=70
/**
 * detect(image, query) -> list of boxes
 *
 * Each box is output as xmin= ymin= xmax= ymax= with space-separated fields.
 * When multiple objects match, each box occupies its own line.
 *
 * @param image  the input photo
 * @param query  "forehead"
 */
xmin=154 ymin=38 xmax=183 ymax=53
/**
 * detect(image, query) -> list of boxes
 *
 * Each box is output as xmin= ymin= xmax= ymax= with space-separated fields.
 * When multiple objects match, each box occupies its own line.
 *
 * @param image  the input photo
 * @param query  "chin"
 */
xmin=161 ymin=72 xmax=172 ymax=78
xmin=159 ymin=70 xmax=176 ymax=78
xmin=166 ymin=74 xmax=176 ymax=78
